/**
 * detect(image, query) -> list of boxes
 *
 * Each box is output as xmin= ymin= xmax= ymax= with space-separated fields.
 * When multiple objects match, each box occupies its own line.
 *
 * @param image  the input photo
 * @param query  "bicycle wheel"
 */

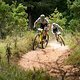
xmin=33 ymin=34 xmax=40 ymax=50
xmin=42 ymin=34 xmax=49 ymax=49
xmin=58 ymin=35 xmax=65 ymax=46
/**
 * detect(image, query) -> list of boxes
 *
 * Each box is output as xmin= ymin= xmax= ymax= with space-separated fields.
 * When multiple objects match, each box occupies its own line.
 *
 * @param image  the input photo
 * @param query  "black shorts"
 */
xmin=53 ymin=28 xmax=58 ymax=33
xmin=40 ymin=23 xmax=48 ymax=29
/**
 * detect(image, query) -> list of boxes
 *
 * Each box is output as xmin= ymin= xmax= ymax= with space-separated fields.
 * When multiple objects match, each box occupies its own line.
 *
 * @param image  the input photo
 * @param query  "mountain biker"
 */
xmin=34 ymin=14 xmax=49 ymax=29
xmin=51 ymin=23 xmax=63 ymax=41
xmin=34 ymin=14 xmax=49 ymax=39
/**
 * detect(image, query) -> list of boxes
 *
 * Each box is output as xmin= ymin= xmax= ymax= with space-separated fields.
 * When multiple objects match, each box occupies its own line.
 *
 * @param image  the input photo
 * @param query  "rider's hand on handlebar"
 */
xmin=33 ymin=25 xmax=36 ymax=29
xmin=34 ymin=25 xmax=35 ymax=28
xmin=33 ymin=26 xmax=36 ymax=30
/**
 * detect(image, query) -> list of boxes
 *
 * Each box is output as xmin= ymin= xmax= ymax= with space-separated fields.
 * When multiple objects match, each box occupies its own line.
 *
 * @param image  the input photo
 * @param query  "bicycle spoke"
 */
xmin=33 ymin=34 xmax=40 ymax=50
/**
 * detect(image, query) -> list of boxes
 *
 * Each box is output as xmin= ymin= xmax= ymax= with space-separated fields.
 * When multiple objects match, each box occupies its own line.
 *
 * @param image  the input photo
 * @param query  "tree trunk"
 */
xmin=28 ymin=12 xmax=33 ymax=29
xmin=27 ymin=7 xmax=34 ymax=29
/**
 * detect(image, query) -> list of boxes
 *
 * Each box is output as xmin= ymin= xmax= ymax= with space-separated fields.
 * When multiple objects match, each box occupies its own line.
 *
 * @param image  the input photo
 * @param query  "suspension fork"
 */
xmin=55 ymin=33 xmax=58 ymax=41
xmin=40 ymin=31 xmax=43 ymax=42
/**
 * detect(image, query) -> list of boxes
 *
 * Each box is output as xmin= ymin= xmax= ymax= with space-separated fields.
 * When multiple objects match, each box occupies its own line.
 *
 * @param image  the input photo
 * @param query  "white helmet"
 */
xmin=40 ymin=14 xmax=45 ymax=19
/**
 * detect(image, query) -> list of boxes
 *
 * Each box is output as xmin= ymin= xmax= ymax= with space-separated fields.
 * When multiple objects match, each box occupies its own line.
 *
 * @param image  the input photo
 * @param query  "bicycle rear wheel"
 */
xmin=42 ymin=34 xmax=49 ymax=49
xmin=58 ymin=35 xmax=65 ymax=46
xmin=33 ymin=34 xmax=40 ymax=50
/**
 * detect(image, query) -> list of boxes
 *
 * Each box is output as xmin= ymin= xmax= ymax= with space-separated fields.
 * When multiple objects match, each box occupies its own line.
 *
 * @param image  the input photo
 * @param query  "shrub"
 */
xmin=0 ymin=1 xmax=28 ymax=38
xmin=0 ymin=61 xmax=57 ymax=80
xmin=49 ymin=8 xmax=67 ymax=28
xmin=65 ymin=33 xmax=80 ymax=66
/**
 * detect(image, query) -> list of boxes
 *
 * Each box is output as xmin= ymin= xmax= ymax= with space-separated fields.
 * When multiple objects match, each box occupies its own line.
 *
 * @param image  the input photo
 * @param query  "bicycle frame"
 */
xmin=33 ymin=28 xmax=49 ymax=50
xmin=37 ymin=28 xmax=48 ymax=42
xmin=37 ymin=28 xmax=44 ymax=42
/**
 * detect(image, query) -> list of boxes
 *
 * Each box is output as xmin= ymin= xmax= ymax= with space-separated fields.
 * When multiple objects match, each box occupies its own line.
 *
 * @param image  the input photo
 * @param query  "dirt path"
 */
xmin=18 ymin=40 xmax=70 ymax=71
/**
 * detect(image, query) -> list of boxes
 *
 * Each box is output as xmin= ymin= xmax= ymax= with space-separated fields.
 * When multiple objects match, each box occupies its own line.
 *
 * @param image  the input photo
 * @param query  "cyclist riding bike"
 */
xmin=33 ymin=14 xmax=49 ymax=49
xmin=34 ymin=14 xmax=49 ymax=40
xmin=51 ymin=23 xmax=63 ymax=41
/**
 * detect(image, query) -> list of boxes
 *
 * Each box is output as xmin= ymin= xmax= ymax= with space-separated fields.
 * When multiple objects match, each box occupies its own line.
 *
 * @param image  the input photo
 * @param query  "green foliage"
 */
xmin=0 ymin=31 xmax=35 ymax=58
xmin=0 ymin=62 xmax=56 ymax=80
xmin=70 ymin=0 xmax=80 ymax=18
xmin=64 ymin=32 xmax=76 ymax=47
xmin=65 ymin=33 xmax=80 ymax=66
xmin=0 ymin=1 xmax=28 ymax=38
xmin=13 ymin=31 xmax=35 ymax=55
xmin=11 ymin=2 xmax=28 ymax=35
xmin=66 ymin=46 xmax=80 ymax=66
xmin=69 ymin=19 xmax=80 ymax=31
xmin=67 ymin=0 xmax=80 ymax=31
xmin=0 ymin=42 xmax=6 ymax=56
xmin=49 ymin=8 xmax=67 ymax=28
xmin=0 ymin=1 xmax=11 ymax=38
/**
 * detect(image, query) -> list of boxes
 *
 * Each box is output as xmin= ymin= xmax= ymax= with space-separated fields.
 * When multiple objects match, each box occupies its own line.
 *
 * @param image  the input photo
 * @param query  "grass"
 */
xmin=0 ymin=30 xmax=80 ymax=80
xmin=64 ymin=32 xmax=80 ymax=66
xmin=65 ymin=45 xmax=80 ymax=66
xmin=0 ymin=30 xmax=58 ymax=80
xmin=0 ymin=61 xmax=58 ymax=80
xmin=0 ymin=31 xmax=35 ymax=58
xmin=0 ymin=42 xmax=6 ymax=57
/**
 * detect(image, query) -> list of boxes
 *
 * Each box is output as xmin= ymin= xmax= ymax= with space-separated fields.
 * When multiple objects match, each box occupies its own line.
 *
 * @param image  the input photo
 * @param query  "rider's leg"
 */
xmin=40 ymin=23 xmax=48 ymax=40
xmin=43 ymin=31 xmax=46 ymax=39
xmin=40 ymin=33 xmax=43 ymax=42
xmin=53 ymin=28 xmax=59 ymax=41
xmin=55 ymin=33 xmax=58 ymax=41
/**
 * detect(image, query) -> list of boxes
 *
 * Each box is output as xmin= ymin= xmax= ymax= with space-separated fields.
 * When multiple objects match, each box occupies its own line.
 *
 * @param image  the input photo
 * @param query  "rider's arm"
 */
xmin=51 ymin=24 xmax=54 ymax=34
xmin=45 ymin=18 xmax=50 ymax=30
xmin=45 ymin=18 xmax=49 ymax=24
xmin=34 ymin=17 xmax=40 ymax=28
xmin=57 ymin=24 xmax=63 ymax=31
xmin=34 ymin=21 xmax=37 ymax=28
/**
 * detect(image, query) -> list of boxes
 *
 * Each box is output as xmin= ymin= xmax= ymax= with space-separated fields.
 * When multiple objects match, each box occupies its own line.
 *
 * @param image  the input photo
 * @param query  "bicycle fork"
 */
xmin=40 ymin=33 xmax=43 ymax=42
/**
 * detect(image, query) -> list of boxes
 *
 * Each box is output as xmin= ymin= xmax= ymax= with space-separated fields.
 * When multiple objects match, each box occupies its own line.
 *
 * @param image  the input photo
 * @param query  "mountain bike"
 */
xmin=56 ymin=32 xmax=65 ymax=46
xmin=33 ymin=27 xmax=49 ymax=50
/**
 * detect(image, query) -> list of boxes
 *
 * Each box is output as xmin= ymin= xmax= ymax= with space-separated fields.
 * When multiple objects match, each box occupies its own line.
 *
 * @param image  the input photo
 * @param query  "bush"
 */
xmin=49 ymin=8 xmax=67 ymax=28
xmin=65 ymin=33 xmax=80 ymax=66
xmin=0 ymin=31 xmax=35 ymax=59
xmin=0 ymin=61 xmax=57 ymax=80
xmin=0 ymin=1 xmax=28 ymax=39
xmin=68 ymin=19 xmax=80 ymax=32
xmin=66 ymin=46 xmax=80 ymax=66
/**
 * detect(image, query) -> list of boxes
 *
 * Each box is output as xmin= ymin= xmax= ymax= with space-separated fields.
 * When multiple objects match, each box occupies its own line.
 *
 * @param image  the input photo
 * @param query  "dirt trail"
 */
xmin=19 ymin=40 xmax=70 ymax=71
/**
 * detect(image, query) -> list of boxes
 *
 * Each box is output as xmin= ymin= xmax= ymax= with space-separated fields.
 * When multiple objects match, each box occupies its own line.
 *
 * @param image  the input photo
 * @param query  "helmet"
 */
xmin=40 ymin=14 xmax=45 ymax=19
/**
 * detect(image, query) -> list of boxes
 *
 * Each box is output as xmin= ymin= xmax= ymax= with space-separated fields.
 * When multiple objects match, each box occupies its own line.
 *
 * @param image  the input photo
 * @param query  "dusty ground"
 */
xmin=18 ymin=40 xmax=70 ymax=71
xmin=18 ymin=39 xmax=80 ymax=80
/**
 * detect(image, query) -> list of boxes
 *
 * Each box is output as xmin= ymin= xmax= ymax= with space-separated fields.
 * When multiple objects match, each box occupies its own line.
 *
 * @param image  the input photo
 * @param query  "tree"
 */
xmin=70 ymin=0 xmax=80 ymax=18
xmin=0 ymin=1 xmax=28 ymax=38
xmin=0 ymin=1 xmax=11 ymax=38
xmin=68 ymin=0 xmax=80 ymax=31
xmin=11 ymin=2 xmax=28 ymax=36
xmin=23 ymin=0 xmax=57 ymax=28
xmin=49 ymin=8 xmax=67 ymax=28
xmin=3 ymin=0 xmax=68 ymax=28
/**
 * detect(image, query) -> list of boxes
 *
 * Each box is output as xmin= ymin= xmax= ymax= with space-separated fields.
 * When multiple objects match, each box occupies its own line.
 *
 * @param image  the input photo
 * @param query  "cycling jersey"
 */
xmin=35 ymin=17 xmax=49 ymax=29
xmin=51 ymin=23 xmax=61 ymax=33
xmin=35 ymin=17 xmax=49 ymax=24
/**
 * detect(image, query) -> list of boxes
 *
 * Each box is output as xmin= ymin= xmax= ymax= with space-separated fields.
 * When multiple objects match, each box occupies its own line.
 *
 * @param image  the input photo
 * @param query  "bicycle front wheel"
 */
xmin=42 ymin=34 xmax=49 ymax=49
xmin=58 ymin=35 xmax=65 ymax=46
xmin=33 ymin=34 xmax=40 ymax=50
